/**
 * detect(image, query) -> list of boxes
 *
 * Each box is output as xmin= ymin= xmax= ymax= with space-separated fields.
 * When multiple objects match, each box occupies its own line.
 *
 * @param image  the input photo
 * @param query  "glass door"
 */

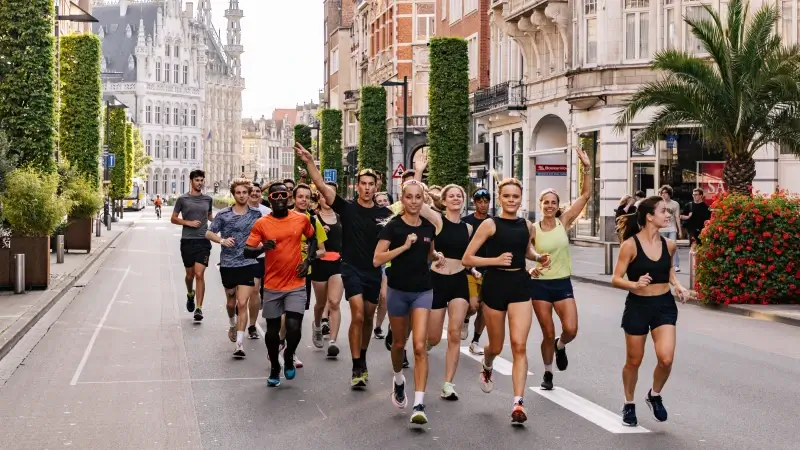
xmin=631 ymin=161 xmax=656 ymax=197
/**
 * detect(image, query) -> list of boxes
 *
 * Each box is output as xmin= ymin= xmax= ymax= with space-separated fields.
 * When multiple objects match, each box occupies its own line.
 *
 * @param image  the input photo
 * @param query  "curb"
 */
xmin=570 ymin=275 xmax=800 ymax=328
xmin=0 ymin=222 xmax=134 ymax=362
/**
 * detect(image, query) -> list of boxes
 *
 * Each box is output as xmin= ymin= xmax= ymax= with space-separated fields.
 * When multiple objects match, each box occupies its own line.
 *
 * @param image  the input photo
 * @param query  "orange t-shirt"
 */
xmin=246 ymin=211 xmax=315 ymax=291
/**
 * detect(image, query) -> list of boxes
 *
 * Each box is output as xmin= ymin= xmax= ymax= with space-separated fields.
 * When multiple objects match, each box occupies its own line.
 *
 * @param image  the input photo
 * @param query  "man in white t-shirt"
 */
xmin=246 ymin=183 xmax=272 ymax=338
xmin=659 ymin=185 xmax=682 ymax=272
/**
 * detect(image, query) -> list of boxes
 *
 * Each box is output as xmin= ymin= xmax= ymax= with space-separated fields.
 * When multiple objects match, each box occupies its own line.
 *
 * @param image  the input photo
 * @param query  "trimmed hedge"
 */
xmin=428 ymin=37 xmax=470 ymax=188
xmin=293 ymin=124 xmax=312 ymax=181
xmin=0 ymin=0 xmax=57 ymax=172
xmin=320 ymin=109 xmax=344 ymax=196
xmin=125 ymin=122 xmax=134 ymax=195
xmin=59 ymin=34 xmax=102 ymax=188
xmin=107 ymin=109 xmax=127 ymax=199
xmin=358 ymin=86 xmax=388 ymax=173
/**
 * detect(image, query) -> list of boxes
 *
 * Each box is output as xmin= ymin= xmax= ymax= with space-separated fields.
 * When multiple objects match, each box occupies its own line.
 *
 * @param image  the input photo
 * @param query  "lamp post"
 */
xmin=381 ymin=76 xmax=408 ymax=172
xmin=102 ymin=94 xmax=128 ymax=227
xmin=309 ymin=118 xmax=320 ymax=160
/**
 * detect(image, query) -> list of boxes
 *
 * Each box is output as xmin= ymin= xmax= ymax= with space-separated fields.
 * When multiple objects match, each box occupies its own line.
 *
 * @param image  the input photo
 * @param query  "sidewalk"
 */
xmin=0 ymin=218 xmax=134 ymax=360
xmin=557 ymin=244 xmax=800 ymax=327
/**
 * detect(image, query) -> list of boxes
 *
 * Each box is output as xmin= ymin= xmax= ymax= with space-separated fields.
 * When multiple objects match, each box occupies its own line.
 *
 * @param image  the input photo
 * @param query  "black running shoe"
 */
xmin=351 ymin=368 xmax=367 ymax=388
xmin=646 ymin=390 xmax=668 ymax=422
xmin=384 ymin=328 xmax=393 ymax=351
xmin=541 ymin=371 xmax=554 ymax=390
xmin=554 ymin=338 xmax=568 ymax=371
xmin=391 ymin=381 xmax=407 ymax=408
xmin=321 ymin=320 xmax=330 ymax=336
xmin=248 ymin=325 xmax=259 ymax=340
xmin=402 ymin=350 xmax=410 ymax=369
xmin=193 ymin=308 xmax=203 ymax=322
xmin=186 ymin=292 xmax=195 ymax=312
xmin=374 ymin=327 xmax=385 ymax=339
xmin=233 ymin=344 xmax=245 ymax=359
xmin=622 ymin=403 xmax=638 ymax=426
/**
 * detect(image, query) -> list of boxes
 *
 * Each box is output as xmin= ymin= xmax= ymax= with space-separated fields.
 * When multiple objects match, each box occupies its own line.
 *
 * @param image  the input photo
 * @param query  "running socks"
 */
xmin=394 ymin=371 xmax=405 ymax=385
xmin=556 ymin=338 xmax=566 ymax=350
xmin=236 ymin=331 xmax=244 ymax=346
xmin=472 ymin=331 xmax=481 ymax=344
xmin=264 ymin=317 xmax=282 ymax=370
xmin=413 ymin=391 xmax=425 ymax=407
xmin=229 ymin=315 xmax=236 ymax=327
xmin=360 ymin=348 xmax=367 ymax=367
xmin=513 ymin=396 xmax=523 ymax=406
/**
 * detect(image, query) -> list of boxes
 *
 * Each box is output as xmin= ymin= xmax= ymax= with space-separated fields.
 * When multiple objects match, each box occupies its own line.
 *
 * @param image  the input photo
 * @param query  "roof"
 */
xmin=92 ymin=3 xmax=160 ymax=82
xmin=271 ymin=109 xmax=297 ymax=126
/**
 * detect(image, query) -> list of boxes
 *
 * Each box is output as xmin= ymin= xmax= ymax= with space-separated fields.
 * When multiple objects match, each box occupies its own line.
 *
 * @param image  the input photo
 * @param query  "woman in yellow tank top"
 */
xmin=529 ymin=148 xmax=592 ymax=391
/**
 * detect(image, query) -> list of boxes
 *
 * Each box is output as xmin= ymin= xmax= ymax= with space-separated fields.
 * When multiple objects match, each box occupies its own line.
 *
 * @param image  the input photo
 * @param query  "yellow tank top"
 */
xmin=533 ymin=220 xmax=571 ymax=280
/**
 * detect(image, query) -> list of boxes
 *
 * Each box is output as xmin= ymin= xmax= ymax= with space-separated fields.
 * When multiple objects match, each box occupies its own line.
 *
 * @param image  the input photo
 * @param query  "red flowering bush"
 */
xmin=696 ymin=190 xmax=800 ymax=305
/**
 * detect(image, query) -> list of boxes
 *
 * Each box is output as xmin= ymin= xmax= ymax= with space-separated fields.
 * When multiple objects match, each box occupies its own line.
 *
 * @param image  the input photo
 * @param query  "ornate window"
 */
xmin=182 ymin=140 xmax=188 ymax=159
xmin=145 ymin=137 xmax=151 ymax=156
xmin=191 ymin=139 xmax=197 ymax=160
xmin=584 ymin=0 xmax=598 ymax=64
xmin=156 ymin=60 xmax=162 ymax=81
xmin=164 ymin=63 xmax=170 ymax=83
xmin=173 ymin=139 xmax=179 ymax=159
xmin=173 ymin=64 xmax=179 ymax=84
xmin=164 ymin=103 xmax=170 ymax=125
xmin=155 ymin=137 xmax=161 ymax=158
xmin=191 ymin=106 xmax=197 ymax=127
xmin=164 ymin=138 xmax=170 ymax=158
xmin=182 ymin=107 xmax=188 ymax=126
xmin=145 ymin=103 xmax=152 ymax=124
xmin=155 ymin=104 xmax=161 ymax=124
xmin=183 ymin=64 xmax=188 ymax=84
xmin=173 ymin=107 xmax=179 ymax=125
xmin=624 ymin=0 xmax=650 ymax=60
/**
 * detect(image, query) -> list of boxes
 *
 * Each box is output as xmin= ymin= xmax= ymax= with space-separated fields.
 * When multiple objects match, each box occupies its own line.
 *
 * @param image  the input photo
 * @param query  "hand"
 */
xmin=471 ymin=268 xmax=482 ymax=280
xmin=495 ymin=252 xmax=513 ymax=267
xmin=323 ymin=224 xmax=330 ymax=232
xmin=299 ymin=168 xmax=308 ymax=179
xmin=675 ymin=286 xmax=690 ymax=304
xmin=403 ymin=233 xmax=418 ymax=249
xmin=263 ymin=239 xmax=276 ymax=251
xmin=220 ymin=237 xmax=235 ymax=248
xmin=468 ymin=297 xmax=480 ymax=315
xmin=294 ymin=142 xmax=313 ymax=164
xmin=434 ymin=251 xmax=446 ymax=269
xmin=575 ymin=146 xmax=591 ymax=167
xmin=186 ymin=220 xmax=201 ymax=228
xmin=634 ymin=273 xmax=652 ymax=289
xmin=414 ymin=151 xmax=428 ymax=172
xmin=529 ymin=267 xmax=543 ymax=278
xmin=537 ymin=253 xmax=551 ymax=268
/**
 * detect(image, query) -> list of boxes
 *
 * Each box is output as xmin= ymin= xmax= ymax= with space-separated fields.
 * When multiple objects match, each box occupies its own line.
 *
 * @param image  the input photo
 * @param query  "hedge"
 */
xmin=428 ymin=37 xmax=470 ymax=188
xmin=293 ymin=124 xmax=312 ymax=181
xmin=59 ymin=34 xmax=102 ymax=188
xmin=125 ymin=122 xmax=134 ymax=195
xmin=696 ymin=191 xmax=800 ymax=304
xmin=107 ymin=109 xmax=127 ymax=199
xmin=0 ymin=0 xmax=57 ymax=172
xmin=358 ymin=86 xmax=388 ymax=173
xmin=320 ymin=109 xmax=344 ymax=196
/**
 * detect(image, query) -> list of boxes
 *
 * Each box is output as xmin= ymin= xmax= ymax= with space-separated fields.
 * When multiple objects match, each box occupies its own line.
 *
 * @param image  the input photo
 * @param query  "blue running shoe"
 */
xmin=267 ymin=368 xmax=281 ymax=387
xmin=284 ymin=359 xmax=296 ymax=380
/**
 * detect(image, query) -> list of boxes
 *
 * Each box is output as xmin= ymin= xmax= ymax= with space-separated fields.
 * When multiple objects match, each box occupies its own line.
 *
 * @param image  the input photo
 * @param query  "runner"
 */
xmin=374 ymin=179 xmax=443 ymax=425
xmin=154 ymin=195 xmax=163 ymax=219
xmin=244 ymin=182 xmax=316 ymax=387
xmin=613 ymin=196 xmax=689 ymax=426
xmin=462 ymin=177 xmax=549 ymax=424
xmin=426 ymin=184 xmax=472 ymax=401
xmin=311 ymin=181 xmax=344 ymax=358
xmin=658 ymin=185 xmax=683 ymax=272
xmin=296 ymin=143 xmax=391 ymax=388
xmin=283 ymin=178 xmax=296 ymax=209
xmin=171 ymin=169 xmax=214 ymax=322
xmin=529 ymin=147 xmax=592 ymax=391
xmin=247 ymin=183 xmax=271 ymax=339
xmin=373 ymin=191 xmax=391 ymax=340
xmin=461 ymin=188 xmax=491 ymax=354
xmin=206 ymin=179 xmax=262 ymax=357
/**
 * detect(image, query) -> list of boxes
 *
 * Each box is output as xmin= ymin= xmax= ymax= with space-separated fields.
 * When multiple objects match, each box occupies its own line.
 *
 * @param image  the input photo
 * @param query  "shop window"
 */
xmin=575 ymin=131 xmax=600 ymax=237
xmin=511 ymin=129 xmax=524 ymax=181
xmin=659 ymin=129 xmax=725 ymax=207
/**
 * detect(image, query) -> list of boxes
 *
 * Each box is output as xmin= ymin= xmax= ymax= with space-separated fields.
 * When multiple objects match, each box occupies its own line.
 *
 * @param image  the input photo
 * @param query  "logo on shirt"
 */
xmin=423 ymin=237 xmax=431 ymax=243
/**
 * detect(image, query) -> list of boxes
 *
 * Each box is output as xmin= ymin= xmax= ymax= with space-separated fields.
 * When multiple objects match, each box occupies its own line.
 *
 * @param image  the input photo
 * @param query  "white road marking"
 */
xmin=155 ymin=227 xmax=165 ymax=230
xmin=76 ymin=377 xmax=269 ymax=384
xmin=70 ymin=266 xmax=131 ymax=386
xmin=459 ymin=346 xmax=532 ymax=376
xmin=529 ymin=387 xmax=650 ymax=434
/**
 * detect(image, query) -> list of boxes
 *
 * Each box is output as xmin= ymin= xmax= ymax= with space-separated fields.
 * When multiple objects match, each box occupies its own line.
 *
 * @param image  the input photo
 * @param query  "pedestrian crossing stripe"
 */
xmin=530 ymin=387 xmax=650 ymax=434
xmin=459 ymin=346 xmax=532 ymax=376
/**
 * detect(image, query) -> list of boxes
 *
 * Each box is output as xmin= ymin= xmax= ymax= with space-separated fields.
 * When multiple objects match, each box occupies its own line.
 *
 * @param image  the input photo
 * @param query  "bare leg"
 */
xmin=184 ymin=267 xmax=195 ymax=293
xmin=481 ymin=304 xmax=507 ymax=368
xmin=248 ymin=281 xmax=261 ymax=329
xmin=235 ymin=285 xmax=250 ymax=343
xmin=312 ymin=281 xmax=329 ymax=327
xmin=623 ymin=334 xmax=647 ymax=402
xmin=389 ymin=315 xmax=409 ymax=372
xmin=326 ymin=275 xmax=343 ymax=341
xmin=507 ymin=301 xmax=533 ymax=398
xmin=410 ymin=307 xmax=430 ymax=394
xmin=651 ymin=325 xmax=676 ymax=393
xmin=348 ymin=295 xmax=366 ymax=360
xmin=444 ymin=299 xmax=469 ymax=383
xmin=194 ymin=263 xmax=207 ymax=309
xmin=533 ymin=300 xmax=556 ymax=367
xmin=426 ymin=308 xmax=446 ymax=348
xmin=553 ymin=298 xmax=579 ymax=345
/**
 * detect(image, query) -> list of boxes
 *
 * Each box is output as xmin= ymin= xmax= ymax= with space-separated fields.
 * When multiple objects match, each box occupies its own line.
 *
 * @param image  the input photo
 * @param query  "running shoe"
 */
xmin=186 ymin=291 xmax=195 ymax=312
xmin=374 ymin=327 xmax=385 ymax=339
xmin=228 ymin=326 xmax=236 ymax=343
xmin=267 ymin=368 xmax=281 ymax=387
xmin=392 ymin=381 xmax=407 ymax=408
xmin=410 ymin=404 xmax=428 ymax=425
xmin=461 ymin=321 xmax=469 ymax=340
xmin=646 ymin=390 xmax=668 ymax=422
xmin=312 ymin=325 xmax=324 ymax=348
xmin=248 ymin=325 xmax=260 ymax=340
xmin=233 ymin=344 xmax=245 ymax=359
xmin=294 ymin=354 xmax=304 ymax=368
xmin=327 ymin=341 xmax=340 ymax=358
xmin=351 ymin=369 xmax=367 ymax=388
xmin=284 ymin=358 xmax=297 ymax=380
xmin=480 ymin=361 xmax=494 ymax=393
xmin=622 ymin=403 xmax=638 ymax=426
xmin=469 ymin=342 xmax=484 ymax=355
xmin=511 ymin=399 xmax=527 ymax=424
xmin=363 ymin=367 xmax=369 ymax=382
xmin=426 ymin=341 xmax=433 ymax=353
xmin=554 ymin=338 xmax=569 ymax=371
xmin=541 ymin=371 xmax=554 ymax=390
xmin=441 ymin=382 xmax=458 ymax=401
xmin=384 ymin=328 xmax=393 ymax=351
xmin=321 ymin=319 xmax=330 ymax=337
xmin=193 ymin=308 xmax=203 ymax=322
xmin=402 ymin=351 xmax=410 ymax=369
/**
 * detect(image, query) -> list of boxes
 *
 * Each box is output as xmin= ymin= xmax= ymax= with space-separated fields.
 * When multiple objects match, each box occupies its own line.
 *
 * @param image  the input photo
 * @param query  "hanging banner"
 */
xmin=535 ymin=164 xmax=567 ymax=176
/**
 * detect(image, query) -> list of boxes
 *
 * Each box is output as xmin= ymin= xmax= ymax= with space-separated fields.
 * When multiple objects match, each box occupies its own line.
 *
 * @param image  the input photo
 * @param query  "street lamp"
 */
xmin=381 ymin=76 xmax=408 ymax=168
xmin=102 ymin=94 xmax=127 ymax=227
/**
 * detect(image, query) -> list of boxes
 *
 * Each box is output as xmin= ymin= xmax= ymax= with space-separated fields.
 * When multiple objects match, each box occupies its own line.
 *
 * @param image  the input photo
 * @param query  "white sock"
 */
xmin=651 ymin=389 xmax=660 ymax=397
xmin=625 ymin=399 xmax=635 ymax=405
xmin=513 ymin=396 xmax=523 ymax=406
xmin=229 ymin=315 xmax=236 ymax=327
xmin=556 ymin=339 xmax=566 ymax=350
xmin=313 ymin=324 xmax=321 ymax=331
xmin=413 ymin=391 xmax=424 ymax=406
xmin=393 ymin=371 xmax=405 ymax=385
xmin=544 ymin=364 xmax=553 ymax=372
xmin=236 ymin=331 xmax=244 ymax=345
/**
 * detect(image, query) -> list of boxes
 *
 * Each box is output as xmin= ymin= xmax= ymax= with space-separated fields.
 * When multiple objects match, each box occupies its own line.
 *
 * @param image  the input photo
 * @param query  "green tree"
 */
xmin=131 ymin=126 xmax=151 ymax=180
xmin=0 ymin=0 xmax=57 ymax=172
xmin=124 ymin=122 xmax=134 ymax=194
xmin=293 ymin=124 xmax=312 ymax=181
xmin=358 ymin=86 xmax=388 ymax=173
xmin=320 ymin=109 xmax=344 ymax=195
xmin=107 ymin=109 xmax=127 ymax=200
xmin=428 ymin=37 xmax=470 ymax=188
xmin=615 ymin=0 xmax=800 ymax=194
xmin=59 ymin=34 xmax=102 ymax=188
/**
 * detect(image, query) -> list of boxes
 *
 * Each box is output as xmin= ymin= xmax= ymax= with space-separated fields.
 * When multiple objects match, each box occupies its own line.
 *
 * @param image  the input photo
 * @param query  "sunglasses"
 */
xmin=473 ymin=189 xmax=490 ymax=199
xmin=268 ymin=191 xmax=289 ymax=200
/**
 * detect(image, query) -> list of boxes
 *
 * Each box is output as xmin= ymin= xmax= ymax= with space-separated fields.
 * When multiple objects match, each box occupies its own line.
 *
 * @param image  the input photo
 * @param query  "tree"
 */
xmin=428 ymin=37 xmax=470 ymax=188
xmin=131 ymin=126 xmax=151 ymax=180
xmin=124 ymin=122 xmax=134 ymax=194
xmin=615 ymin=0 xmax=800 ymax=194
xmin=358 ymin=86 xmax=388 ymax=173
xmin=59 ymin=34 xmax=102 ymax=188
xmin=293 ymin=124 xmax=312 ymax=181
xmin=0 ymin=0 xmax=57 ymax=172
xmin=320 ymin=109 xmax=344 ymax=195
xmin=107 ymin=109 xmax=127 ymax=200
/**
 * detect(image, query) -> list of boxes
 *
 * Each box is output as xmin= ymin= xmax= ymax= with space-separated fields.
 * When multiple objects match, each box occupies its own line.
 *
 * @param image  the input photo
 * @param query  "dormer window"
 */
xmin=128 ymin=55 xmax=135 ymax=70
xmin=126 ymin=24 xmax=132 ymax=38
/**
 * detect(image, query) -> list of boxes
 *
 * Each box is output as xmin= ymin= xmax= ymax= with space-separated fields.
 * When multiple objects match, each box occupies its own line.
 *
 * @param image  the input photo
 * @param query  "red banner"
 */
xmin=535 ymin=164 xmax=567 ymax=176
xmin=697 ymin=162 xmax=726 ymax=205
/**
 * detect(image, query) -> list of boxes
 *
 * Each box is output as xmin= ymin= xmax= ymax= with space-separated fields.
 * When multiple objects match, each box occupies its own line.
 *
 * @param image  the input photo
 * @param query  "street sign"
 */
xmin=323 ymin=169 xmax=337 ymax=183
xmin=107 ymin=153 xmax=116 ymax=168
xmin=392 ymin=163 xmax=406 ymax=179
xmin=666 ymin=134 xmax=678 ymax=149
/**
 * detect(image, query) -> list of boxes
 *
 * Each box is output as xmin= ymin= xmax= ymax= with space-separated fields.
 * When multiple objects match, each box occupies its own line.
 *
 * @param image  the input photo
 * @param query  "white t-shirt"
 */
xmin=250 ymin=204 xmax=271 ymax=259
xmin=659 ymin=199 xmax=681 ymax=233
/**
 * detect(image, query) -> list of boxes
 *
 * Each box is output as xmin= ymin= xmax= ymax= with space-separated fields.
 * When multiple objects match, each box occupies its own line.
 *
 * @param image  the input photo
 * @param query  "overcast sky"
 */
xmin=210 ymin=0 xmax=323 ymax=119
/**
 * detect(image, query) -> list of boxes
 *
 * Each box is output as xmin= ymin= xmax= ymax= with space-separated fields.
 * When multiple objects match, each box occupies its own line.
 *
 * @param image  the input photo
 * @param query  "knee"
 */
xmin=195 ymin=272 xmax=205 ymax=282
xmin=412 ymin=340 xmax=427 ymax=356
xmin=447 ymin=328 xmax=461 ymax=344
xmin=327 ymin=300 xmax=340 ymax=312
xmin=391 ymin=337 xmax=406 ymax=353
xmin=562 ymin=324 xmax=578 ymax=342
xmin=510 ymin=339 xmax=527 ymax=356
xmin=541 ymin=328 xmax=556 ymax=342
xmin=350 ymin=310 xmax=364 ymax=325
xmin=429 ymin=335 xmax=443 ymax=347
xmin=657 ymin=355 xmax=674 ymax=369
xmin=625 ymin=356 xmax=643 ymax=370
xmin=485 ymin=340 xmax=502 ymax=356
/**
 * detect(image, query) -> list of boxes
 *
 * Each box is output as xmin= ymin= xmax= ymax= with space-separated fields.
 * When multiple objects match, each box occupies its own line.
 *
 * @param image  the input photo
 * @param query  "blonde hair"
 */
xmin=618 ymin=194 xmax=633 ymax=206
xmin=539 ymin=188 xmax=560 ymax=203
xmin=229 ymin=178 xmax=253 ymax=195
xmin=498 ymin=177 xmax=523 ymax=194
xmin=387 ymin=179 xmax=428 ymax=220
xmin=441 ymin=184 xmax=466 ymax=213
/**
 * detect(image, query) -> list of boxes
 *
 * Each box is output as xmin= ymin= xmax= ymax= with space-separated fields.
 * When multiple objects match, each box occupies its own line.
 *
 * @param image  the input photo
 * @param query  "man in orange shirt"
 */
xmin=245 ymin=182 xmax=315 ymax=387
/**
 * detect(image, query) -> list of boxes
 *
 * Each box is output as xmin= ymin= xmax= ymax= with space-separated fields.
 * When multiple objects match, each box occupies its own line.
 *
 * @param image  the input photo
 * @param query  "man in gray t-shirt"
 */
xmin=658 ymin=185 xmax=682 ymax=271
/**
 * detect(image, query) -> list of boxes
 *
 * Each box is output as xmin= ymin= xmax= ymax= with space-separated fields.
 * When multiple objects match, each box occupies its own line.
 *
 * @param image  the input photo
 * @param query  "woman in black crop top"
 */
xmin=462 ymin=178 xmax=549 ymax=425
xmin=612 ymin=196 xmax=690 ymax=427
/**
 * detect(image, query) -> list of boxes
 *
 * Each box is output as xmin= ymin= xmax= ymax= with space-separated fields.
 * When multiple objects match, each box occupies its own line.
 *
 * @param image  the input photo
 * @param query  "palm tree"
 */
xmin=615 ymin=0 xmax=800 ymax=194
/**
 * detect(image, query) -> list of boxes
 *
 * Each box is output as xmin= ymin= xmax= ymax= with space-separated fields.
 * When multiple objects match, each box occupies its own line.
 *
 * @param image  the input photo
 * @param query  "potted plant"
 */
xmin=64 ymin=176 xmax=102 ymax=252
xmin=0 ymin=168 xmax=70 ymax=289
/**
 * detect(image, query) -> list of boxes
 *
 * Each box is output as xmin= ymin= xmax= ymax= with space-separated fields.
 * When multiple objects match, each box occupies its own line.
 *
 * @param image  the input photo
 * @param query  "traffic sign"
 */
xmin=392 ymin=163 xmax=406 ymax=179
xmin=107 ymin=153 xmax=116 ymax=168
xmin=323 ymin=169 xmax=337 ymax=183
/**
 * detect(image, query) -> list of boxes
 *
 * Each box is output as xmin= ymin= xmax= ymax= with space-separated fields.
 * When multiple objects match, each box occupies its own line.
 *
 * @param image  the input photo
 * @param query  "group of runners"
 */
xmin=169 ymin=142 xmax=690 ymax=428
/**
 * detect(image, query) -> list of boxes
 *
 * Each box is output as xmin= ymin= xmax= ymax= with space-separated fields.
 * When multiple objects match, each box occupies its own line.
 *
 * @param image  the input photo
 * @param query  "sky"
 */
xmin=210 ymin=0 xmax=323 ymax=119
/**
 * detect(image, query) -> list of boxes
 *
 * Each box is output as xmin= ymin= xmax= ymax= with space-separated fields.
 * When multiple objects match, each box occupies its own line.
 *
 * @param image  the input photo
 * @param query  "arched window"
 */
xmin=173 ymin=107 xmax=179 ymax=125
xmin=164 ymin=62 xmax=170 ymax=83
xmin=175 ymin=45 xmax=180 ymax=58
xmin=181 ymin=172 xmax=186 ymax=193
xmin=155 ymin=135 xmax=161 ymax=158
xmin=153 ymin=172 xmax=159 ymax=194
xmin=182 ymin=139 xmax=188 ymax=159
xmin=155 ymin=103 xmax=161 ymax=124
xmin=181 ymin=105 xmax=188 ymax=126
xmin=164 ymin=103 xmax=170 ymax=125
xmin=128 ymin=55 xmax=135 ymax=71
xmin=191 ymin=105 xmax=197 ymax=126
xmin=165 ymin=43 xmax=170 ymax=57
xmin=173 ymin=138 xmax=179 ymax=159
xmin=164 ymin=137 xmax=170 ymax=159
xmin=183 ymin=63 xmax=188 ymax=84
xmin=163 ymin=169 xmax=169 ymax=194
xmin=173 ymin=63 xmax=179 ymax=84
xmin=145 ymin=135 xmax=152 ymax=156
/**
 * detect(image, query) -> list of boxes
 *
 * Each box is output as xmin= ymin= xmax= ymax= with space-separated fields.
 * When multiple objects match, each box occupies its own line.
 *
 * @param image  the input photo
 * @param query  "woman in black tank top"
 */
xmin=462 ymin=178 xmax=548 ymax=425
xmin=612 ymin=196 xmax=691 ymax=427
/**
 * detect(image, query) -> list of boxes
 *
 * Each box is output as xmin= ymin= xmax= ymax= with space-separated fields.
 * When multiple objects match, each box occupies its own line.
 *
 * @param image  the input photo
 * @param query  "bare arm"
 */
xmin=560 ymin=148 xmax=593 ymax=228
xmin=462 ymin=220 xmax=499 ymax=268
xmin=373 ymin=239 xmax=411 ymax=267
xmin=295 ymin=143 xmax=335 ymax=205
xmin=611 ymin=239 xmax=640 ymax=291
xmin=420 ymin=203 xmax=442 ymax=232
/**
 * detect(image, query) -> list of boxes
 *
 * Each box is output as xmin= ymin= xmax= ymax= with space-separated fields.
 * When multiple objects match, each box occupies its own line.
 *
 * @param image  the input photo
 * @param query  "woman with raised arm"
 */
xmin=612 ymin=196 xmax=689 ymax=427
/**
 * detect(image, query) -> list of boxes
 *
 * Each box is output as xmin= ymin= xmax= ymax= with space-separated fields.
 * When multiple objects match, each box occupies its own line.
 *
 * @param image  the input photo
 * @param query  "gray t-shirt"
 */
xmin=174 ymin=193 xmax=213 ymax=239
xmin=208 ymin=206 xmax=263 ymax=268
xmin=660 ymin=199 xmax=681 ymax=233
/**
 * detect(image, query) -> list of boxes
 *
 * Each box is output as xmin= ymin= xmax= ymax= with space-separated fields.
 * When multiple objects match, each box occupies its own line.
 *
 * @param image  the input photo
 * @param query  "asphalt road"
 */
xmin=0 ymin=207 xmax=798 ymax=449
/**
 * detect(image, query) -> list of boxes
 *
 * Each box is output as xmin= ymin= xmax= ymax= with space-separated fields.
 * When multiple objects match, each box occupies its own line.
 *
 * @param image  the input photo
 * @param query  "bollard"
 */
xmin=604 ymin=242 xmax=615 ymax=275
xmin=96 ymin=216 xmax=102 ymax=237
xmin=56 ymin=234 xmax=65 ymax=263
xmin=689 ymin=248 xmax=697 ymax=290
xmin=13 ymin=253 xmax=25 ymax=294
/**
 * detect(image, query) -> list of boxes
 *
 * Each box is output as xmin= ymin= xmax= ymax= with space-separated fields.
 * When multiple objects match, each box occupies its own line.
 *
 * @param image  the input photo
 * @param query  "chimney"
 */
xmin=120 ymin=0 xmax=129 ymax=16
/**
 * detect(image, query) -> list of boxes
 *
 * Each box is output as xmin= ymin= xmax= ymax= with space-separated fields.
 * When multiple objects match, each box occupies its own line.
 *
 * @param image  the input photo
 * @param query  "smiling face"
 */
xmin=499 ymin=183 xmax=522 ymax=214
xmin=375 ymin=193 xmax=390 ymax=207
xmin=293 ymin=186 xmax=312 ymax=212
xmin=442 ymin=186 xmax=464 ymax=212
xmin=539 ymin=191 xmax=559 ymax=218
xmin=401 ymin=183 xmax=425 ymax=215
xmin=268 ymin=185 xmax=290 ymax=213
xmin=249 ymin=186 xmax=263 ymax=205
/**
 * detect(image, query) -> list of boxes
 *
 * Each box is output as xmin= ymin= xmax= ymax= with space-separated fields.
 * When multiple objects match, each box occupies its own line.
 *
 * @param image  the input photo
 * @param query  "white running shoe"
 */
xmin=441 ymin=381 xmax=458 ymax=400
xmin=294 ymin=354 xmax=303 ymax=368
xmin=469 ymin=342 xmax=484 ymax=355
xmin=461 ymin=321 xmax=469 ymax=340
xmin=312 ymin=325 xmax=324 ymax=348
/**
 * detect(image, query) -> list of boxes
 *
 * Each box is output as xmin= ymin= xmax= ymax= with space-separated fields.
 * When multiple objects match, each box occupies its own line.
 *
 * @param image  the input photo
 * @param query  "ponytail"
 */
xmin=616 ymin=213 xmax=640 ymax=242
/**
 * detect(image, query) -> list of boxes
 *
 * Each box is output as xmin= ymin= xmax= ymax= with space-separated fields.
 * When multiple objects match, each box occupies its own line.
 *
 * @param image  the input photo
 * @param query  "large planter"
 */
xmin=0 ymin=236 xmax=51 ymax=290
xmin=65 ymin=217 xmax=92 ymax=253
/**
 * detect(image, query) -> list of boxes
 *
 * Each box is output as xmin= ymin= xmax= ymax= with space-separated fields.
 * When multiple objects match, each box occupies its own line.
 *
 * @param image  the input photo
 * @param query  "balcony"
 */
xmin=473 ymin=81 xmax=526 ymax=115
xmin=390 ymin=115 xmax=429 ymax=131
xmin=344 ymin=89 xmax=359 ymax=104
xmin=503 ymin=0 xmax=549 ymax=19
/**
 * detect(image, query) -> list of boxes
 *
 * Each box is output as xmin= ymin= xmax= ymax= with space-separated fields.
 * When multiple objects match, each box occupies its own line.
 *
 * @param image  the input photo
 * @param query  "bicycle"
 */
xmin=155 ymin=205 xmax=162 ymax=219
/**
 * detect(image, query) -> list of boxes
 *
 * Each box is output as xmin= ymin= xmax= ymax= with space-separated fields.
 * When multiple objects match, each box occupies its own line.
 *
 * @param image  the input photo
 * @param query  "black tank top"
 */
xmin=317 ymin=213 xmax=342 ymax=253
xmin=627 ymin=235 xmax=671 ymax=284
xmin=485 ymin=217 xmax=528 ymax=270
xmin=436 ymin=217 xmax=470 ymax=259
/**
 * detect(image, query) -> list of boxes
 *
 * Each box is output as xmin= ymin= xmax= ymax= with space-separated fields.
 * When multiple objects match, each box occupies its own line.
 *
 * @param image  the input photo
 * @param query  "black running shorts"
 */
xmin=621 ymin=292 xmax=678 ymax=335
xmin=341 ymin=262 xmax=382 ymax=304
xmin=219 ymin=265 xmax=257 ymax=290
xmin=180 ymin=239 xmax=211 ymax=268
xmin=481 ymin=269 xmax=531 ymax=312
xmin=431 ymin=270 xmax=470 ymax=310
